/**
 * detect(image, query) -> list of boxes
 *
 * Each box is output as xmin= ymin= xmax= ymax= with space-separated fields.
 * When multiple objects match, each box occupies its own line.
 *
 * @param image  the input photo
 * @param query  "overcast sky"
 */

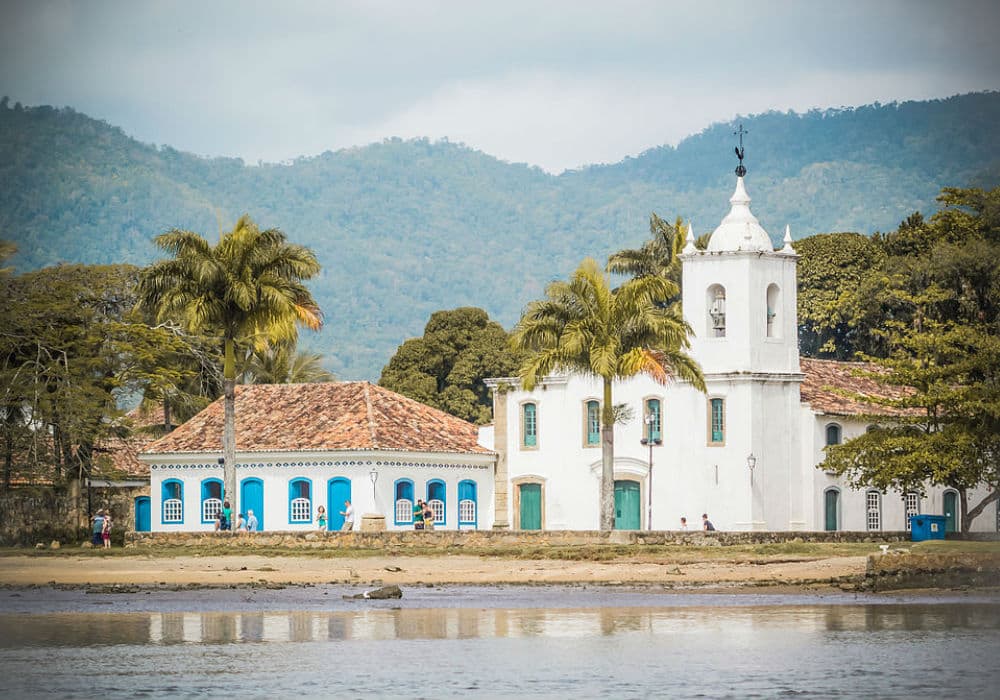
xmin=1 ymin=0 xmax=998 ymax=173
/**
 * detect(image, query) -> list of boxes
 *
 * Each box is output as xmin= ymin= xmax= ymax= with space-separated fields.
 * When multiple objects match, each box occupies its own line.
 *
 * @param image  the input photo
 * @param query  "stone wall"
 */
xmin=126 ymin=528 xmax=917 ymax=550
xmin=0 ymin=482 xmax=148 ymax=546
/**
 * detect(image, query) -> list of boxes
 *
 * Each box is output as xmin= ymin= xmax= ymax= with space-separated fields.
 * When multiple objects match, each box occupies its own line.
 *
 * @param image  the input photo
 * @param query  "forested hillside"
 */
xmin=2 ymin=92 xmax=998 ymax=379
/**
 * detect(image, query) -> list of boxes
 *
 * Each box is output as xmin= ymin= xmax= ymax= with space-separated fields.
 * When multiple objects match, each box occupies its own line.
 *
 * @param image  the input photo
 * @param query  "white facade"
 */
xmin=483 ymin=177 xmax=999 ymax=533
xmin=145 ymin=450 xmax=494 ymax=533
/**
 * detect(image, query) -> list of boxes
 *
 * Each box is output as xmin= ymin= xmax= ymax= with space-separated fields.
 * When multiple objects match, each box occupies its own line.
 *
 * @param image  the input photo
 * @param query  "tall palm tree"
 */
xmin=511 ymin=257 xmax=705 ymax=531
xmin=138 ymin=215 xmax=322 ymax=513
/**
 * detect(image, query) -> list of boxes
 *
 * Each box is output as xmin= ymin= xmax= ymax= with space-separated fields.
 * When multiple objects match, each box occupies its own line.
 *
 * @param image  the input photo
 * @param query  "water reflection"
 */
xmin=2 ymin=604 xmax=998 ymax=647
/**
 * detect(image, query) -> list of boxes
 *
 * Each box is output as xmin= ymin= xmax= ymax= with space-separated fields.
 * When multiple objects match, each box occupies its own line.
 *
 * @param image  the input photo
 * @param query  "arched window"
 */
xmin=427 ymin=479 xmax=446 ymax=526
xmin=904 ymin=492 xmax=920 ymax=531
xmin=708 ymin=398 xmax=725 ymax=445
xmin=288 ymin=478 xmax=312 ymax=524
xmin=394 ymin=479 xmax=414 ymax=525
xmin=161 ymin=479 xmax=184 ymax=524
xmin=644 ymin=398 xmax=662 ymax=443
xmin=825 ymin=423 xmax=842 ymax=446
xmin=866 ymin=491 xmax=882 ymax=531
xmin=458 ymin=480 xmax=477 ymax=529
xmin=201 ymin=478 xmax=223 ymax=523
xmin=707 ymin=285 xmax=726 ymax=338
xmin=824 ymin=488 xmax=840 ymax=531
xmin=766 ymin=283 xmax=780 ymax=338
xmin=522 ymin=402 xmax=538 ymax=448
xmin=584 ymin=400 xmax=600 ymax=446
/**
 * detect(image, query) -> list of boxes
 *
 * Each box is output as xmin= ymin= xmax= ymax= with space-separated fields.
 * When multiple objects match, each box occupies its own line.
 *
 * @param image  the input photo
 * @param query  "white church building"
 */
xmin=139 ymin=170 xmax=997 ymax=535
xmin=479 ymin=173 xmax=998 ymax=534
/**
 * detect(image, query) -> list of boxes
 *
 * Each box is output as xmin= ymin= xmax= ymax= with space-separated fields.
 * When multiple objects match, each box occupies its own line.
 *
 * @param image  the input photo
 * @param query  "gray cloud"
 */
xmin=1 ymin=0 xmax=997 ymax=171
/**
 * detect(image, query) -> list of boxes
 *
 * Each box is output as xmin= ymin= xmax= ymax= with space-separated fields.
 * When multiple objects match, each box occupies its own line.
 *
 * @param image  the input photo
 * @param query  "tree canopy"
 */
xmin=819 ymin=186 xmax=1000 ymax=530
xmin=379 ymin=307 xmax=523 ymax=424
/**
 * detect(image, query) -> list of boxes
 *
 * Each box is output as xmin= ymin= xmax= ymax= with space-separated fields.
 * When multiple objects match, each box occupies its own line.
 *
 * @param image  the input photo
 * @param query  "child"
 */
xmin=317 ymin=505 xmax=327 ymax=530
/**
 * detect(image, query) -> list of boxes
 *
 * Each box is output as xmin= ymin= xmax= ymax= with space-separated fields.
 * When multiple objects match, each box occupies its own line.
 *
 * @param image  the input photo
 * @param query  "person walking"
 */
xmin=246 ymin=509 xmax=258 ymax=532
xmin=702 ymin=513 xmax=716 ymax=531
xmin=680 ymin=516 xmax=689 ymax=531
xmin=101 ymin=511 xmax=112 ymax=548
xmin=91 ymin=510 xmax=105 ymax=546
xmin=340 ymin=500 xmax=354 ymax=532
xmin=221 ymin=500 xmax=232 ymax=531
xmin=422 ymin=500 xmax=435 ymax=531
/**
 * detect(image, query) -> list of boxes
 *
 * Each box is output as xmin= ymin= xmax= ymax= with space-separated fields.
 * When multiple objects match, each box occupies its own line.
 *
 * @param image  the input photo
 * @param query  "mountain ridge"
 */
xmin=2 ymin=92 xmax=998 ymax=380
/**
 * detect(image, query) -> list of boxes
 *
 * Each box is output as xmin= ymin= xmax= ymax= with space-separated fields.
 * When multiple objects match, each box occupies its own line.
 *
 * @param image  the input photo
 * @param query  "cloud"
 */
xmin=0 ymin=0 xmax=998 ymax=171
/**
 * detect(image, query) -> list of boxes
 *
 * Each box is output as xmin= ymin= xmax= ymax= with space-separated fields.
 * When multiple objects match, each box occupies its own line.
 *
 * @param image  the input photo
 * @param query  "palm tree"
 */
xmin=511 ymin=257 xmax=705 ymax=531
xmin=243 ymin=345 xmax=336 ymax=384
xmin=607 ymin=214 xmax=710 ymax=302
xmin=138 ymin=215 xmax=322 ymax=513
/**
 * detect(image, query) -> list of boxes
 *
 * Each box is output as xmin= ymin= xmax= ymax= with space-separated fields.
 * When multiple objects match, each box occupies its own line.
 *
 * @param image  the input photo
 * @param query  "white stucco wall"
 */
xmin=144 ymin=451 xmax=494 ymax=532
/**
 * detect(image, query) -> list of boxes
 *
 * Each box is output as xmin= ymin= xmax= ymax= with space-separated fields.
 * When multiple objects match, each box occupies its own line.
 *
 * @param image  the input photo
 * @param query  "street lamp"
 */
xmin=640 ymin=414 xmax=662 ymax=530
xmin=369 ymin=467 xmax=378 ymax=501
xmin=746 ymin=453 xmax=757 ymax=485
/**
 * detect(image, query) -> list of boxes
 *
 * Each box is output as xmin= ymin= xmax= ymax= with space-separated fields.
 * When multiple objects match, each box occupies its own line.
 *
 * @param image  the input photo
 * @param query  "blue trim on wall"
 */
xmin=458 ymin=479 xmax=477 ymax=529
xmin=161 ymin=479 xmax=184 ymax=525
xmin=394 ymin=478 xmax=414 ymax=525
xmin=200 ymin=477 xmax=223 ymax=523
xmin=426 ymin=479 xmax=446 ymax=526
xmin=288 ymin=477 xmax=313 ymax=524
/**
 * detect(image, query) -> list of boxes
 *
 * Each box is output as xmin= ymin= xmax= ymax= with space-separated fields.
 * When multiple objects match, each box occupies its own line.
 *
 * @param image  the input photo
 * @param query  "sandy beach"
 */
xmin=0 ymin=552 xmax=868 ymax=589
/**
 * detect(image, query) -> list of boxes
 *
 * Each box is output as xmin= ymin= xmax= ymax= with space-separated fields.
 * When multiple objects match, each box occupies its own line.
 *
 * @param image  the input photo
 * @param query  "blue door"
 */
xmin=134 ymin=496 xmax=151 ymax=532
xmin=241 ymin=478 xmax=264 ymax=531
xmin=328 ymin=478 xmax=352 ymax=531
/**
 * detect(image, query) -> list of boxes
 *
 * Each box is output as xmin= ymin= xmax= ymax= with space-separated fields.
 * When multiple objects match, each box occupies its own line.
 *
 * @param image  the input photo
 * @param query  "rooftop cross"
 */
xmin=734 ymin=123 xmax=748 ymax=177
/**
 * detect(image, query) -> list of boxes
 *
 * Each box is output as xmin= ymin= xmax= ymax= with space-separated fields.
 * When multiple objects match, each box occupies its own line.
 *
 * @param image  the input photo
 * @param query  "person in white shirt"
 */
xmin=246 ymin=510 xmax=258 ymax=532
xmin=340 ymin=500 xmax=354 ymax=532
xmin=680 ymin=516 xmax=689 ymax=531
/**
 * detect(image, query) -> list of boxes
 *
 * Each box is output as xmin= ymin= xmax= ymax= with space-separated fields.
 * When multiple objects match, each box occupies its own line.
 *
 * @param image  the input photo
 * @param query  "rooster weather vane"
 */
xmin=734 ymin=123 xmax=748 ymax=177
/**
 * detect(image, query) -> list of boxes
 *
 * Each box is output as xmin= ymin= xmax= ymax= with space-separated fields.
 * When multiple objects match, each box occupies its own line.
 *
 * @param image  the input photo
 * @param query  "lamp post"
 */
xmin=369 ymin=467 xmax=378 ymax=502
xmin=746 ymin=453 xmax=757 ymax=486
xmin=641 ymin=414 xmax=662 ymax=530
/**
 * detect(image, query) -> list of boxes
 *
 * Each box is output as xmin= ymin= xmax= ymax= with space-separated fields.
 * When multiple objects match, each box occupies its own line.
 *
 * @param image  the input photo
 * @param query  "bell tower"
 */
xmin=677 ymin=130 xmax=803 ymax=530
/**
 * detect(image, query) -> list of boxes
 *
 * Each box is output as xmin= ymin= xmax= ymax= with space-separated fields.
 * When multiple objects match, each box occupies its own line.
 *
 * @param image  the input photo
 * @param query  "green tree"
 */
xmin=0 ymin=263 xmax=190 ymax=491
xmin=820 ymin=186 xmax=1000 ymax=531
xmin=137 ymin=216 xmax=322 ymax=513
xmin=794 ymin=232 xmax=884 ymax=358
xmin=379 ymin=307 xmax=523 ymax=424
xmin=511 ymin=258 xmax=705 ymax=530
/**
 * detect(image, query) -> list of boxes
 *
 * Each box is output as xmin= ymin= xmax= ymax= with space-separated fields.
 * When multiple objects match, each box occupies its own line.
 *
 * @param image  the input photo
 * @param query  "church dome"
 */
xmin=706 ymin=177 xmax=774 ymax=253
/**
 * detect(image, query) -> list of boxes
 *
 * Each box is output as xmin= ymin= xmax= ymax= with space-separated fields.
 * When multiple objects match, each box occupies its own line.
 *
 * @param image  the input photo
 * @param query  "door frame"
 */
xmin=327 ymin=477 xmax=352 ymax=531
xmin=240 ymin=477 xmax=265 ymax=531
xmin=134 ymin=496 xmax=151 ymax=532
xmin=613 ymin=479 xmax=642 ymax=530
xmin=512 ymin=476 xmax=545 ymax=531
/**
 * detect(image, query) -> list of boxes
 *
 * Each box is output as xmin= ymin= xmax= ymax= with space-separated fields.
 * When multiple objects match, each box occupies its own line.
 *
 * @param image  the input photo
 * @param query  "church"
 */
xmin=140 ymin=162 xmax=997 ymax=535
xmin=478 ymin=167 xmax=997 ymax=534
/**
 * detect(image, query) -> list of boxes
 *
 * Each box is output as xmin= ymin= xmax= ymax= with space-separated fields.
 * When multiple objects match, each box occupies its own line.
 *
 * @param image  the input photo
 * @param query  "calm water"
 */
xmin=0 ymin=587 xmax=998 ymax=698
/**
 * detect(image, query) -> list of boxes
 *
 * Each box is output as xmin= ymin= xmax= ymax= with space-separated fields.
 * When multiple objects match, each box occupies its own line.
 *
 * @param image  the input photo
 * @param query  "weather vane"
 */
xmin=734 ymin=123 xmax=748 ymax=177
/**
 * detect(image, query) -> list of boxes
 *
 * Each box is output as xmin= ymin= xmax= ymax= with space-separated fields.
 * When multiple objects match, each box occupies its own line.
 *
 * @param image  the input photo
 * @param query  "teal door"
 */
xmin=134 ymin=496 xmax=150 ymax=532
xmin=614 ymin=480 xmax=641 ymax=530
xmin=519 ymin=483 xmax=542 ymax=530
xmin=943 ymin=491 xmax=958 ymax=533
xmin=824 ymin=490 xmax=839 ymax=531
xmin=241 ymin=478 xmax=264 ymax=531
xmin=328 ymin=477 xmax=352 ymax=530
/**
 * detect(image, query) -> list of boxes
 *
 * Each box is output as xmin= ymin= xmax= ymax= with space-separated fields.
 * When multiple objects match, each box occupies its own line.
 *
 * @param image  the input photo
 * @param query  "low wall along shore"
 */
xmin=126 ymin=529 xmax=919 ymax=550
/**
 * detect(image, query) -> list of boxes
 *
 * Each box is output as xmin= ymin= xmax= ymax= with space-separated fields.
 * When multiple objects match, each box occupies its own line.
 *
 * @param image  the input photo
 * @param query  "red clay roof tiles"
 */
xmin=800 ymin=358 xmax=916 ymax=417
xmin=142 ymin=382 xmax=491 ymax=456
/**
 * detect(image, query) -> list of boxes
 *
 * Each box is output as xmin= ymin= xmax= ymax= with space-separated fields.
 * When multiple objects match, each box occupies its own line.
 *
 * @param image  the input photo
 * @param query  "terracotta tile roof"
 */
xmin=141 ymin=382 xmax=491 ymax=456
xmin=800 ymin=358 xmax=917 ymax=417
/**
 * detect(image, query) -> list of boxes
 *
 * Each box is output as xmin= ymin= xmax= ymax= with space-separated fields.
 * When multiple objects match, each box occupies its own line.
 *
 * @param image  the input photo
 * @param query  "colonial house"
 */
xmin=478 ymin=174 xmax=998 ymax=534
xmin=138 ymin=382 xmax=495 ymax=532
